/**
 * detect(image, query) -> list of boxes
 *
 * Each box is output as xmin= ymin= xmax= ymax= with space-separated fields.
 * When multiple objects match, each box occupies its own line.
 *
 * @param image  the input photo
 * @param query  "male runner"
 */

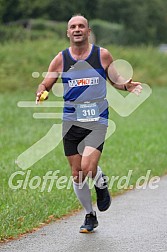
xmin=36 ymin=14 xmax=142 ymax=233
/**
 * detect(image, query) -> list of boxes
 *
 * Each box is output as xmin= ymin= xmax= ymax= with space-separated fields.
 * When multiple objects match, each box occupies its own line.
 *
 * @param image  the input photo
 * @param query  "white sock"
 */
xmin=73 ymin=180 xmax=94 ymax=214
xmin=94 ymin=166 xmax=105 ymax=189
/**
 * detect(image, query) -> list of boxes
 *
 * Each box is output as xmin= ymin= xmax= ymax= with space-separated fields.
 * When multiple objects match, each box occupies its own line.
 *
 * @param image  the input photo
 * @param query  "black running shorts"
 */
xmin=62 ymin=121 xmax=107 ymax=156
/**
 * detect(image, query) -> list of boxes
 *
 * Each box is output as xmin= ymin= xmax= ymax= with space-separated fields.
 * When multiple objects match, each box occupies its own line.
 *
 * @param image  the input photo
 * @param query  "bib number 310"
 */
xmin=76 ymin=103 xmax=100 ymax=122
xmin=82 ymin=108 xmax=96 ymax=116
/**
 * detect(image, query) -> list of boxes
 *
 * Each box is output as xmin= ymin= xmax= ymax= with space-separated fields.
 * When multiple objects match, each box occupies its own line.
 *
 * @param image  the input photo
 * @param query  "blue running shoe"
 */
xmin=80 ymin=211 xmax=98 ymax=233
xmin=94 ymin=174 xmax=111 ymax=212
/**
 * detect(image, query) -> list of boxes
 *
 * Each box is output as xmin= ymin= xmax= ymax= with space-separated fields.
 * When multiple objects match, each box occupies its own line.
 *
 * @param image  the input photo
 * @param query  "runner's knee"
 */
xmin=81 ymin=162 xmax=97 ymax=178
xmin=71 ymin=167 xmax=85 ymax=183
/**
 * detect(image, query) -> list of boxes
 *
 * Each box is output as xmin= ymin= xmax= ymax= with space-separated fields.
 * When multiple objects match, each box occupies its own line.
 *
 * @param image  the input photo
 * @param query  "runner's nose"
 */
xmin=75 ymin=25 xmax=80 ymax=32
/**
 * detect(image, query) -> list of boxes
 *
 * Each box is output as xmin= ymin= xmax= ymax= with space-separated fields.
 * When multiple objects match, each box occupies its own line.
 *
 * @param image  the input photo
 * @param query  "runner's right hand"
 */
xmin=36 ymin=90 xmax=48 ymax=104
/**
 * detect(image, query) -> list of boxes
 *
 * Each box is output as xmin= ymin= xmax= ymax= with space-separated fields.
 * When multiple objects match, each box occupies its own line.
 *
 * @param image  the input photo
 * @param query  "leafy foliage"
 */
xmin=90 ymin=19 xmax=124 ymax=45
xmin=0 ymin=0 xmax=167 ymax=44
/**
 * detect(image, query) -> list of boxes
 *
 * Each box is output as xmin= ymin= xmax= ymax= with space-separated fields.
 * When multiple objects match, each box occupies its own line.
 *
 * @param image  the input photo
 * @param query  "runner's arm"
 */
xmin=36 ymin=52 xmax=63 ymax=103
xmin=100 ymin=48 xmax=142 ymax=94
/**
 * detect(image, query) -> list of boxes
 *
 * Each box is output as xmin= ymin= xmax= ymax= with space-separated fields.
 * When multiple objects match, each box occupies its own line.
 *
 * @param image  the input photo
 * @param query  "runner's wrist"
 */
xmin=36 ymin=84 xmax=46 ymax=94
xmin=124 ymin=84 xmax=128 ymax=91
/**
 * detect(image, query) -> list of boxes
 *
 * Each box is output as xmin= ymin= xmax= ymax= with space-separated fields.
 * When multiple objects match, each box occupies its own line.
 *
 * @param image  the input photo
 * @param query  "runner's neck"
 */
xmin=69 ymin=43 xmax=92 ymax=60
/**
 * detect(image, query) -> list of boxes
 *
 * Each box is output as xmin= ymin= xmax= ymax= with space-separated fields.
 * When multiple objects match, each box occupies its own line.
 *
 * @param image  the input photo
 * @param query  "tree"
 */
xmin=1 ymin=0 xmax=50 ymax=23
xmin=0 ymin=0 xmax=167 ymax=44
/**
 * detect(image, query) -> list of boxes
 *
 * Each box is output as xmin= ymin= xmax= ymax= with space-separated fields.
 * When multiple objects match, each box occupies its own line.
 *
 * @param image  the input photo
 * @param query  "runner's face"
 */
xmin=67 ymin=16 xmax=90 ymax=44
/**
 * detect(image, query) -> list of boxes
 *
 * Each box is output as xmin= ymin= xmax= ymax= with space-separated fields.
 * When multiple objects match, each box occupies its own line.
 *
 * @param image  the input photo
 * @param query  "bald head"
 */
xmin=67 ymin=15 xmax=91 ymax=44
xmin=68 ymin=15 xmax=89 ymax=29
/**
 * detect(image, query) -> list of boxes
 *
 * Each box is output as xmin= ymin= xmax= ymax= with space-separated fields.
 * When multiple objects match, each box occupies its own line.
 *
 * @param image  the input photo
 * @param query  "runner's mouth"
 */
xmin=74 ymin=34 xmax=82 ymax=37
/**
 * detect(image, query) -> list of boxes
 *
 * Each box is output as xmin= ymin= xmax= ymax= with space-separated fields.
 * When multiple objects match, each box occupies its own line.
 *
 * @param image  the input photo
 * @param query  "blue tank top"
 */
xmin=61 ymin=44 xmax=108 ymax=125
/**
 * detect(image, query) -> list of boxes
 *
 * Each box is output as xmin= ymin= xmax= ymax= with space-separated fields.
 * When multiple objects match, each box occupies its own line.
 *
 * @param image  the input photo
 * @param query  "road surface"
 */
xmin=1 ymin=176 xmax=167 ymax=252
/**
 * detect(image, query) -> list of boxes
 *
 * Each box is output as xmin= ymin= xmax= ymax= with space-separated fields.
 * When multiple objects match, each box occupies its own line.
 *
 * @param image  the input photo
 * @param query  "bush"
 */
xmin=0 ymin=19 xmax=67 ymax=43
xmin=90 ymin=19 xmax=124 ymax=45
xmin=29 ymin=19 xmax=67 ymax=38
xmin=0 ymin=25 xmax=29 ymax=43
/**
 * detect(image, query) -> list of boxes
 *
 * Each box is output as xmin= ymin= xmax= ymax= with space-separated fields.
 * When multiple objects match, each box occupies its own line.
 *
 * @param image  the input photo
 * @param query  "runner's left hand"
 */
xmin=125 ymin=79 xmax=142 ymax=95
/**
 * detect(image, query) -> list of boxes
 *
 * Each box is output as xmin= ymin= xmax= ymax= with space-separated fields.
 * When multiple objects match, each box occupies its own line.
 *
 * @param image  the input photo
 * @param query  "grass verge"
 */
xmin=0 ymin=86 xmax=167 ymax=240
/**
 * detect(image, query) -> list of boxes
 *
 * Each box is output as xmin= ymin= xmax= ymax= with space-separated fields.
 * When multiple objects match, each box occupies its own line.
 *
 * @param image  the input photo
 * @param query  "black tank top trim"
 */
xmin=62 ymin=45 xmax=103 ymax=72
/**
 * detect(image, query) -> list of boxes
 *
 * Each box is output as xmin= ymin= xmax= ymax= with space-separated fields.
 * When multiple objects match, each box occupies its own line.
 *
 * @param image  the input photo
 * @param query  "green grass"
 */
xmin=0 ymin=39 xmax=167 ymax=240
xmin=0 ymin=86 xmax=167 ymax=240
xmin=106 ymin=44 xmax=167 ymax=86
xmin=0 ymin=39 xmax=166 ymax=93
xmin=0 ymin=38 xmax=68 ymax=92
xmin=103 ymin=86 xmax=167 ymax=191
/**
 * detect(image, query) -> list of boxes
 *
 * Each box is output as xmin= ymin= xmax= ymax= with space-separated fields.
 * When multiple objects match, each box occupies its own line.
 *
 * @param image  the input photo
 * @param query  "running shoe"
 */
xmin=80 ymin=211 xmax=98 ymax=233
xmin=94 ymin=174 xmax=111 ymax=211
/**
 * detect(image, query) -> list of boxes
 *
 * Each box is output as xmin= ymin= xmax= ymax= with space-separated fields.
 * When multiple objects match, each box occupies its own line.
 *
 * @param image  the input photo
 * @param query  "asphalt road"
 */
xmin=1 ymin=176 xmax=167 ymax=252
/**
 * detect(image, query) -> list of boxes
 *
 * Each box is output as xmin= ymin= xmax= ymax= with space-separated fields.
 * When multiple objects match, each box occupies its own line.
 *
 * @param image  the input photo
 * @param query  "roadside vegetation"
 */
xmin=0 ymin=38 xmax=167 ymax=241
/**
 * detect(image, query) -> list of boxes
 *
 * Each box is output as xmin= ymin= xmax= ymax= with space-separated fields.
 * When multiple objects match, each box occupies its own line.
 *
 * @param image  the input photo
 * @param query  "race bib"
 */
xmin=76 ymin=102 xmax=100 ymax=122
